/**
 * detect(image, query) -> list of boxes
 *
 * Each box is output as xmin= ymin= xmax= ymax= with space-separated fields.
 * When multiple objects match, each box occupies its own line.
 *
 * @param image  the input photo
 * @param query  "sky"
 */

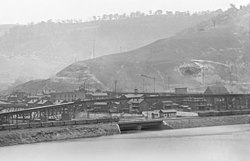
xmin=0 ymin=0 xmax=249 ymax=24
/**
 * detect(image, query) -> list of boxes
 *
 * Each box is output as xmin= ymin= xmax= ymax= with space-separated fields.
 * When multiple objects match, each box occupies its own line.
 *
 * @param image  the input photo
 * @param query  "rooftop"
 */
xmin=93 ymin=102 xmax=108 ymax=106
xmin=127 ymin=98 xmax=144 ymax=104
xmin=204 ymin=85 xmax=229 ymax=94
xmin=123 ymin=94 xmax=144 ymax=99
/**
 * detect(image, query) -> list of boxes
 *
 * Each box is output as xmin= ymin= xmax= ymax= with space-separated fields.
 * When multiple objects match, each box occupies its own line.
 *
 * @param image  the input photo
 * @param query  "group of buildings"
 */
xmin=0 ymin=84 xmax=235 ymax=119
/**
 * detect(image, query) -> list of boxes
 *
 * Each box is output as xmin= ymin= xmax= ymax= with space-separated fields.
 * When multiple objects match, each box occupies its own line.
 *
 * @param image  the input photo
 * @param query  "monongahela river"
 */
xmin=0 ymin=124 xmax=250 ymax=161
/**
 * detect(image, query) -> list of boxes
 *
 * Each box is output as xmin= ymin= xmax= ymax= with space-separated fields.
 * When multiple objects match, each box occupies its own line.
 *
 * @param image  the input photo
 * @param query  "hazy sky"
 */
xmin=0 ymin=0 xmax=249 ymax=24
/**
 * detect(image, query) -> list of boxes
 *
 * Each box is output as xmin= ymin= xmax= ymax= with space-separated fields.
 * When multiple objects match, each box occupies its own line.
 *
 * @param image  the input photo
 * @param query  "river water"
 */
xmin=0 ymin=124 xmax=250 ymax=161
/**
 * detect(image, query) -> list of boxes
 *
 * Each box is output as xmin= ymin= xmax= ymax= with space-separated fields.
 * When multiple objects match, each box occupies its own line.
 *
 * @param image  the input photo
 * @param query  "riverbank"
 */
xmin=164 ymin=114 xmax=250 ymax=129
xmin=1 ymin=114 xmax=250 ymax=147
xmin=0 ymin=123 xmax=120 ymax=147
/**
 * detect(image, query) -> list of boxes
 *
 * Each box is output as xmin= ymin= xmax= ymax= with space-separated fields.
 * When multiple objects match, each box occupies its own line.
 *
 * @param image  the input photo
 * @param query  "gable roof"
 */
xmin=204 ymin=85 xmax=229 ymax=94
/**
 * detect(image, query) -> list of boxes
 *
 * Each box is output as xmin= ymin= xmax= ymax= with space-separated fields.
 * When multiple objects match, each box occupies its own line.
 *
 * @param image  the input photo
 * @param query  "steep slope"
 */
xmin=8 ymin=5 xmax=250 ymax=94
xmin=56 ymin=6 xmax=249 ymax=91
xmin=0 ymin=13 xmax=218 ymax=88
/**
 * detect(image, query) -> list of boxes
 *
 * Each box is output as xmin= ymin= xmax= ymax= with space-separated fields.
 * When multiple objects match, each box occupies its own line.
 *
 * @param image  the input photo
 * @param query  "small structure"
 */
xmin=159 ymin=110 xmax=176 ymax=118
xmin=127 ymin=98 xmax=149 ymax=114
xmin=120 ymin=89 xmax=145 ymax=113
xmin=152 ymin=100 xmax=176 ymax=110
xmin=204 ymin=85 xmax=229 ymax=95
xmin=142 ymin=110 xmax=177 ymax=119
xmin=204 ymin=85 xmax=229 ymax=110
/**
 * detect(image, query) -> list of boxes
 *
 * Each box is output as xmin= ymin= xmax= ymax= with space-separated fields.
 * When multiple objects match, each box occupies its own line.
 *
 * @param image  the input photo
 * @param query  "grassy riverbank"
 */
xmin=0 ymin=123 xmax=120 ymax=147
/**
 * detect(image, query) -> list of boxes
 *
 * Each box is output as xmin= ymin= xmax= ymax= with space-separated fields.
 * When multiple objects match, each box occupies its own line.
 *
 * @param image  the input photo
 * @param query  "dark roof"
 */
xmin=204 ymin=85 xmax=229 ymax=94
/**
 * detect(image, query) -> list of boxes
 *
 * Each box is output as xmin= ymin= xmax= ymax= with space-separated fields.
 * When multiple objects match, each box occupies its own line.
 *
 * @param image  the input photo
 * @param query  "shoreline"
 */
xmin=0 ymin=114 xmax=249 ymax=147
xmin=0 ymin=123 xmax=120 ymax=147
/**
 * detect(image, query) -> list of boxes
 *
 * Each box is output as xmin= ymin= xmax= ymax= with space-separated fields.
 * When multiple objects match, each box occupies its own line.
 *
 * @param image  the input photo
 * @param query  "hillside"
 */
xmin=6 ymin=5 xmax=250 ymax=94
xmin=0 ymin=12 xmax=219 ymax=89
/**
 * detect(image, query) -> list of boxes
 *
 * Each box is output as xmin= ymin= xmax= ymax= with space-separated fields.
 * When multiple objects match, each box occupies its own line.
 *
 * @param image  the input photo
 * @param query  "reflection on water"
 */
xmin=0 ymin=124 xmax=250 ymax=161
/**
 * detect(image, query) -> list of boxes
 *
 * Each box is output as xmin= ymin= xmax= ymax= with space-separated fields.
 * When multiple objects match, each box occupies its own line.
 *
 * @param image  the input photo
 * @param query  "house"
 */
xmin=142 ymin=109 xmax=177 ymax=119
xmin=119 ymin=89 xmax=145 ymax=113
xmin=127 ymin=98 xmax=149 ymax=114
xmin=204 ymin=85 xmax=229 ymax=95
xmin=204 ymin=85 xmax=229 ymax=110
xmin=162 ymin=100 xmax=174 ymax=109
xmin=152 ymin=100 xmax=176 ymax=110
xmin=88 ymin=93 xmax=109 ymax=100
xmin=159 ymin=110 xmax=176 ymax=118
